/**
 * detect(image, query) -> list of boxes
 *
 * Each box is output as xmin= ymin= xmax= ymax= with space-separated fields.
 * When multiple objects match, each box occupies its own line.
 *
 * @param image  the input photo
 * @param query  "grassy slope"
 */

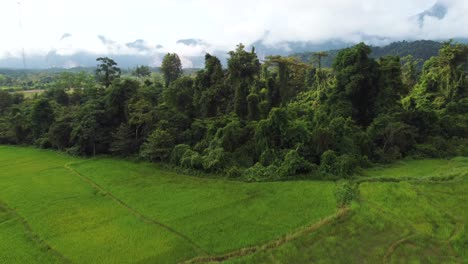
xmin=0 ymin=146 xmax=336 ymax=262
xmin=228 ymin=157 xmax=468 ymax=263
xmin=0 ymin=146 xmax=200 ymax=263
xmin=70 ymin=159 xmax=336 ymax=253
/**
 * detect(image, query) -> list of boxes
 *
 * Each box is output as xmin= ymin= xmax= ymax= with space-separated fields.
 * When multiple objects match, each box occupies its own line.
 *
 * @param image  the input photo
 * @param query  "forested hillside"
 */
xmin=293 ymin=40 xmax=444 ymax=69
xmin=0 ymin=41 xmax=466 ymax=181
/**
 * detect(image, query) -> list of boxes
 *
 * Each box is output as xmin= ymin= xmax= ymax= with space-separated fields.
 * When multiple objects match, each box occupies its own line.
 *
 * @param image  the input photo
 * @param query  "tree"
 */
xmin=264 ymin=56 xmax=308 ymax=105
xmin=375 ymin=56 xmax=404 ymax=114
xmin=227 ymin=44 xmax=260 ymax=118
xmin=110 ymin=123 xmax=138 ymax=156
xmin=401 ymin=55 xmax=421 ymax=93
xmin=247 ymin=93 xmax=260 ymax=120
xmin=48 ymin=116 xmax=73 ymax=150
xmin=194 ymin=54 xmax=226 ymax=117
xmin=140 ymin=128 xmax=175 ymax=161
xmin=70 ymin=100 xmax=108 ymax=156
xmin=128 ymin=98 xmax=154 ymax=142
xmin=31 ymin=98 xmax=54 ymax=140
xmin=161 ymin=53 xmax=182 ymax=87
xmin=0 ymin=91 xmax=13 ymax=113
xmin=133 ymin=65 xmax=151 ymax=78
xmin=332 ymin=43 xmax=380 ymax=126
xmin=312 ymin=51 xmax=328 ymax=70
xmin=96 ymin=57 xmax=121 ymax=87
xmin=163 ymin=76 xmax=195 ymax=117
xmin=105 ymin=78 xmax=139 ymax=125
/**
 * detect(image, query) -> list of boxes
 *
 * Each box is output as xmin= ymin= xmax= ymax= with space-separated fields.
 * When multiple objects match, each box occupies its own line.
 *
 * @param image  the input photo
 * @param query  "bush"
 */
xmin=334 ymin=181 xmax=359 ymax=208
xmin=170 ymin=144 xmax=191 ymax=165
xmin=259 ymin=149 xmax=281 ymax=166
xmin=278 ymin=149 xmax=314 ymax=178
xmin=320 ymin=150 xmax=358 ymax=179
xmin=226 ymin=166 xmax=243 ymax=178
xmin=202 ymin=147 xmax=228 ymax=172
xmin=180 ymin=149 xmax=202 ymax=169
xmin=242 ymin=163 xmax=280 ymax=182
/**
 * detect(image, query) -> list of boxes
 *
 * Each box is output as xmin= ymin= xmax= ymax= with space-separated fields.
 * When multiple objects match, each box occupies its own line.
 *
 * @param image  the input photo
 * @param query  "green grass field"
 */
xmin=0 ymin=146 xmax=466 ymax=263
xmin=0 ymin=146 xmax=336 ymax=263
xmin=229 ymin=158 xmax=468 ymax=264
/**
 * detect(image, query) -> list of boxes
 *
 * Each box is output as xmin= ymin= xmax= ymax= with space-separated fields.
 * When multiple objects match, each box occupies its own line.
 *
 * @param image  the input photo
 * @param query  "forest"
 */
xmin=0 ymin=41 xmax=466 ymax=181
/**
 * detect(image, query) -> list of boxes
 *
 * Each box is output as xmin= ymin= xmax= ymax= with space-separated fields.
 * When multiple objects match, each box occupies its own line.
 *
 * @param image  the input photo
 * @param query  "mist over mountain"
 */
xmin=0 ymin=0 xmax=466 ymax=69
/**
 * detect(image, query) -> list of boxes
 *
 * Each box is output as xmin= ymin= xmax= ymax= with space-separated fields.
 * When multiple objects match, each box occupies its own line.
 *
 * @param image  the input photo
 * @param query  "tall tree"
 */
xmin=161 ymin=53 xmax=183 ymax=87
xmin=375 ymin=56 xmax=405 ymax=114
xmin=227 ymin=44 xmax=260 ymax=118
xmin=96 ymin=57 xmax=121 ymax=87
xmin=133 ymin=65 xmax=151 ymax=78
xmin=312 ymin=51 xmax=329 ymax=71
xmin=31 ymin=98 xmax=55 ymax=140
xmin=332 ymin=43 xmax=380 ymax=126
xmin=194 ymin=54 xmax=226 ymax=117
xmin=264 ymin=56 xmax=308 ymax=105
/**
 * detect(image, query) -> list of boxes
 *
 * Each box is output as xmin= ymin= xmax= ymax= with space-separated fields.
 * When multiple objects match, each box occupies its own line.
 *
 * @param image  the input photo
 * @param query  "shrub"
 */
xmin=170 ymin=144 xmax=191 ymax=165
xmin=242 ymin=163 xmax=280 ymax=182
xmin=334 ymin=181 xmax=359 ymax=208
xmin=278 ymin=149 xmax=314 ymax=178
xmin=320 ymin=150 xmax=358 ymax=179
xmin=202 ymin=147 xmax=228 ymax=172
xmin=180 ymin=149 xmax=203 ymax=169
xmin=226 ymin=166 xmax=243 ymax=178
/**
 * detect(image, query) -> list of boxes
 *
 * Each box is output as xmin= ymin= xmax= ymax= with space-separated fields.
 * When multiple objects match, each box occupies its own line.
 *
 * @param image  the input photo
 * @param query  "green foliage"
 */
xmin=0 ymin=90 xmax=13 ymax=113
xmin=31 ymin=98 xmax=55 ymax=140
xmin=140 ymin=128 xmax=175 ymax=161
xmin=170 ymin=144 xmax=191 ymax=165
xmin=163 ymin=76 xmax=194 ymax=116
xmin=228 ymin=44 xmax=261 ymax=118
xmin=193 ymin=54 xmax=227 ymax=118
xmin=332 ymin=43 xmax=380 ymax=126
xmin=201 ymin=146 xmax=228 ymax=172
xmin=132 ymin=65 xmax=151 ymax=78
xmin=334 ymin=181 xmax=359 ymax=207
xmin=278 ymin=149 xmax=316 ymax=178
xmin=109 ymin=123 xmax=138 ymax=156
xmin=95 ymin=57 xmax=121 ymax=87
xmin=161 ymin=53 xmax=183 ymax=87
xmin=0 ymin=42 xmax=466 ymax=180
xmin=320 ymin=150 xmax=357 ymax=178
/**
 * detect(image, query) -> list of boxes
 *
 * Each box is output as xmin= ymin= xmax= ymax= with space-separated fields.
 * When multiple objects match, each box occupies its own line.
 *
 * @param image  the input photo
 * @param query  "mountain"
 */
xmin=0 ymin=33 xmax=464 ymax=70
xmin=292 ymin=40 xmax=446 ymax=69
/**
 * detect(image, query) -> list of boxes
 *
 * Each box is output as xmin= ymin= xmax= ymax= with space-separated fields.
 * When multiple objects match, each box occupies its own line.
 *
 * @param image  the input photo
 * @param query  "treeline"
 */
xmin=293 ymin=40 xmax=445 ymax=69
xmin=0 ymin=41 xmax=466 ymax=181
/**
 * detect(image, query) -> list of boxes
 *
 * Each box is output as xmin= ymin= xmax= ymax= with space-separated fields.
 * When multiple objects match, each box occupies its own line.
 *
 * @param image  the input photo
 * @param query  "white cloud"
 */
xmin=0 ymin=0 xmax=466 ymax=61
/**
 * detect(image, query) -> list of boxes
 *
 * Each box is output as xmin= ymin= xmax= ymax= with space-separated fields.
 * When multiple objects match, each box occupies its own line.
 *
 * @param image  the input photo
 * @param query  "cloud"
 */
xmin=0 ymin=0 xmax=466 ymax=66
xmin=60 ymin=33 xmax=72 ymax=41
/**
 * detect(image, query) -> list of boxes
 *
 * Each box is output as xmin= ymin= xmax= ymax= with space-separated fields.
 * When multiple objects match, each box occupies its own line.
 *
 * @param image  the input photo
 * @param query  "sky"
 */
xmin=0 ymin=0 xmax=467 ymax=59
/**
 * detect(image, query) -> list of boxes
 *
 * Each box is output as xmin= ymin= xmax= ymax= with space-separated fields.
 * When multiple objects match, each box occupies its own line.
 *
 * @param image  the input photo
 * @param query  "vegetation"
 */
xmin=0 ymin=146 xmax=465 ymax=263
xmin=0 ymin=146 xmax=336 ymax=262
xmin=229 ymin=157 xmax=468 ymax=263
xmin=293 ymin=40 xmax=446 ymax=69
xmin=0 ymin=41 xmax=466 ymax=181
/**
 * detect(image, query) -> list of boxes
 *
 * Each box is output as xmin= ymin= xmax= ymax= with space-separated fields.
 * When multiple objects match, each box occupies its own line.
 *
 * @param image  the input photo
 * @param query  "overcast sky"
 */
xmin=0 ymin=0 xmax=467 ymax=58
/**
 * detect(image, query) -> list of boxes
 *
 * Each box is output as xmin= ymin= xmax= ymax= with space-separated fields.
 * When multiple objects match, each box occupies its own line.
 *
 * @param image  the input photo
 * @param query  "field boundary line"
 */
xmin=0 ymin=200 xmax=71 ymax=263
xmin=181 ymin=208 xmax=350 ymax=263
xmin=382 ymin=235 xmax=416 ymax=264
xmin=63 ymin=162 xmax=209 ymax=255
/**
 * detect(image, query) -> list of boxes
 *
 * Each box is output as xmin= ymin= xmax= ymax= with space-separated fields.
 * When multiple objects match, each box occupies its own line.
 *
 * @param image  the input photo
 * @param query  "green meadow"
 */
xmin=0 ymin=145 xmax=466 ymax=263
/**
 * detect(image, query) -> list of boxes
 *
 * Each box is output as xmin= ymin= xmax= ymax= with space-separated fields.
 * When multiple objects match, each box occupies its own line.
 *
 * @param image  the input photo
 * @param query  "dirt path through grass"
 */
xmin=64 ymin=162 xmax=209 ymax=255
xmin=181 ymin=208 xmax=349 ymax=263
xmin=0 ymin=200 xmax=71 ymax=263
